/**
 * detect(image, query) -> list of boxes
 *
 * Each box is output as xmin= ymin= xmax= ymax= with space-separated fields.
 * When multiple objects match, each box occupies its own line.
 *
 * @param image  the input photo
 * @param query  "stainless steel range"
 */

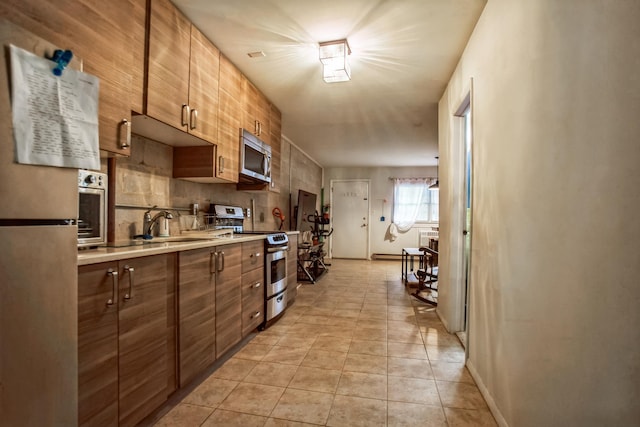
xmin=264 ymin=232 xmax=289 ymax=325
xmin=210 ymin=204 xmax=290 ymax=327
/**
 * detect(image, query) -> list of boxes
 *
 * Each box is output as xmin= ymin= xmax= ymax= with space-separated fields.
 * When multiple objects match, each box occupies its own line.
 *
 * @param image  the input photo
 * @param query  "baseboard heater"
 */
xmin=371 ymin=253 xmax=403 ymax=261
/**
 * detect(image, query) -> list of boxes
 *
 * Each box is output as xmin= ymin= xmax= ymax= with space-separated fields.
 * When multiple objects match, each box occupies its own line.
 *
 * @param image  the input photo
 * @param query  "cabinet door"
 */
xmin=118 ymin=254 xmax=175 ymax=427
xmin=78 ymin=262 xmax=119 ymax=427
xmin=242 ymin=77 xmax=270 ymax=142
xmin=147 ymin=0 xmax=191 ymax=131
xmin=217 ymin=55 xmax=242 ymax=183
xmin=178 ymin=248 xmax=216 ymax=387
xmin=257 ymin=92 xmax=271 ymax=144
xmin=188 ymin=25 xmax=220 ymax=143
xmin=0 ymin=0 xmax=136 ymax=156
xmin=131 ymin=0 xmax=147 ymax=114
xmin=242 ymin=76 xmax=260 ymax=136
xmin=215 ymin=243 xmax=243 ymax=358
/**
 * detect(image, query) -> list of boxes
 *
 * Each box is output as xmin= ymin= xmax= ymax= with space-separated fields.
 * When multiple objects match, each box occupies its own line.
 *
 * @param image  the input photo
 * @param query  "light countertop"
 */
xmin=78 ymin=234 xmax=268 ymax=266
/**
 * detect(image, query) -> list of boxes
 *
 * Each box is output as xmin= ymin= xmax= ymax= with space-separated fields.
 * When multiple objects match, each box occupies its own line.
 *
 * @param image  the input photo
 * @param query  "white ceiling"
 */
xmin=172 ymin=0 xmax=486 ymax=168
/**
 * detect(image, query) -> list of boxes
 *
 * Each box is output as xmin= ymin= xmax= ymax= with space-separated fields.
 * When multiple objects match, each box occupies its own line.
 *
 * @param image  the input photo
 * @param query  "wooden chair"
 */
xmin=411 ymin=246 xmax=438 ymax=306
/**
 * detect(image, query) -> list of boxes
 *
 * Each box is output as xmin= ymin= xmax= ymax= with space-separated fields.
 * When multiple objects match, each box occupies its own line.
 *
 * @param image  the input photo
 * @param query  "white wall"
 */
xmin=438 ymin=1 xmax=640 ymax=425
xmin=324 ymin=166 xmax=436 ymax=258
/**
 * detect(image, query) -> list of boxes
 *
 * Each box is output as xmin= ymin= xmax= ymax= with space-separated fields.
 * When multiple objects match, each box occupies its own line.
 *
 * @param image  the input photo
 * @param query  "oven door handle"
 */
xmin=267 ymin=246 xmax=288 ymax=253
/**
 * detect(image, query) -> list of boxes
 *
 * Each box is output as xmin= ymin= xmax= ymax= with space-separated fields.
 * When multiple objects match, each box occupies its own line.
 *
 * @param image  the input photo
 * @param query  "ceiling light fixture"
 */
xmin=429 ymin=156 xmax=439 ymax=190
xmin=319 ymin=39 xmax=351 ymax=83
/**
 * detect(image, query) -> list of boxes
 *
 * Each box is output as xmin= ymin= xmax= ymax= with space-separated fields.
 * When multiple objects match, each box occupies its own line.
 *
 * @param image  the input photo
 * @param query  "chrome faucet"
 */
xmin=144 ymin=210 xmax=173 ymax=236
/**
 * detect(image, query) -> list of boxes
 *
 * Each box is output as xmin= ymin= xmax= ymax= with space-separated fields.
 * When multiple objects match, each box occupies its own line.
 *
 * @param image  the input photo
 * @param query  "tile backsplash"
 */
xmin=112 ymin=134 xmax=321 ymax=241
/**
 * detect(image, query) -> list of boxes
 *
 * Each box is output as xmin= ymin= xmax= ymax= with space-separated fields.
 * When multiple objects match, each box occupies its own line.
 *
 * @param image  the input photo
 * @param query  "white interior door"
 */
xmin=330 ymin=180 xmax=369 ymax=259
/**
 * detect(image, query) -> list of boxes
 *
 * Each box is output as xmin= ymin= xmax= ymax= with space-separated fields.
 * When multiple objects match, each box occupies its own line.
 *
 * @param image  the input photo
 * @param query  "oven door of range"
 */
xmin=266 ymin=248 xmax=287 ymax=297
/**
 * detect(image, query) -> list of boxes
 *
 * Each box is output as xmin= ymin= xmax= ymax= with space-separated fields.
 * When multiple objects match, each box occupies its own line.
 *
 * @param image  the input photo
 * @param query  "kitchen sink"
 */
xmin=148 ymin=235 xmax=215 ymax=243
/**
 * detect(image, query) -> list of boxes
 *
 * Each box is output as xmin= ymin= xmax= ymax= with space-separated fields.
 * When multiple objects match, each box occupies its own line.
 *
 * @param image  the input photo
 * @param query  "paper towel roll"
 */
xmin=158 ymin=217 xmax=170 ymax=237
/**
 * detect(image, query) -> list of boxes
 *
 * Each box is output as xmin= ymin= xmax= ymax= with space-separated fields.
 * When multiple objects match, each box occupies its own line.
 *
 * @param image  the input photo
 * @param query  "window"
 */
xmin=393 ymin=178 xmax=439 ymax=231
xmin=416 ymin=186 xmax=439 ymax=223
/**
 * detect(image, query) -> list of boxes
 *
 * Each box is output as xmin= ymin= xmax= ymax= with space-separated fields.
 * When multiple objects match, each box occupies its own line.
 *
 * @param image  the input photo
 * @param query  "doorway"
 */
xmin=454 ymin=91 xmax=473 ymax=349
xmin=330 ymin=180 xmax=370 ymax=259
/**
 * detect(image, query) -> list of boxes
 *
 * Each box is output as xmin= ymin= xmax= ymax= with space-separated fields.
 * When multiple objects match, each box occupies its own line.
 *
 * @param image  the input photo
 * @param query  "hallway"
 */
xmin=153 ymin=259 xmax=496 ymax=426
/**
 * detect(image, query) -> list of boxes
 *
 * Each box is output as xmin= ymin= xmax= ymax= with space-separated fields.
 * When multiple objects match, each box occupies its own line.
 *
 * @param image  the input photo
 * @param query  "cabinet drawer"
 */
xmin=242 ymin=297 xmax=264 ymax=336
xmin=242 ymin=240 xmax=264 ymax=272
xmin=242 ymin=267 xmax=264 ymax=304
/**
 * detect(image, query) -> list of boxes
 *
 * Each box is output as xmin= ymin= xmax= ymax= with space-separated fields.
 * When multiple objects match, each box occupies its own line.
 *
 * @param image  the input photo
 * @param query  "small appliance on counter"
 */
xmin=77 ymin=170 xmax=107 ymax=248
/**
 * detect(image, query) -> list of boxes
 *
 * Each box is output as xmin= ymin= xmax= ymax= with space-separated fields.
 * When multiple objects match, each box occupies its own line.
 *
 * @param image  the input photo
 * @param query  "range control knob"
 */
xmin=84 ymin=174 xmax=97 ymax=185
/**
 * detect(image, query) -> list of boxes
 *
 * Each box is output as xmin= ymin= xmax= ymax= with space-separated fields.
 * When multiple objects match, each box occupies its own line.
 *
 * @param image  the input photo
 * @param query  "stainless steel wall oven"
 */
xmin=77 ymin=170 xmax=107 ymax=248
xmin=265 ymin=233 xmax=289 ymax=323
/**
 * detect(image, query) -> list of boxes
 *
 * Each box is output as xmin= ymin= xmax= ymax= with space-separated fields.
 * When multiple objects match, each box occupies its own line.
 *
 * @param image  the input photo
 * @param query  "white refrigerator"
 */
xmin=0 ymin=20 xmax=79 ymax=426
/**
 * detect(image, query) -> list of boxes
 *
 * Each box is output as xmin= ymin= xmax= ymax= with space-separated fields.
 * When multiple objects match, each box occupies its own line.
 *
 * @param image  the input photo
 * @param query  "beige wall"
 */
xmin=438 ymin=0 xmax=640 ymax=425
xmin=112 ymin=134 xmax=322 ymax=239
xmin=324 ymin=166 xmax=437 ymax=258
xmin=288 ymin=136 xmax=324 ymax=217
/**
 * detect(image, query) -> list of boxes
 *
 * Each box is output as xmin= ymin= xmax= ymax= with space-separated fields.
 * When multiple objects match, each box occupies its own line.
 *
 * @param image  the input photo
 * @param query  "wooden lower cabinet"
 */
xmin=242 ymin=266 xmax=265 ymax=336
xmin=287 ymin=237 xmax=299 ymax=302
xmin=78 ymin=254 xmax=176 ymax=427
xmin=215 ymin=243 xmax=243 ymax=358
xmin=178 ymin=247 xmax=216 ymax=387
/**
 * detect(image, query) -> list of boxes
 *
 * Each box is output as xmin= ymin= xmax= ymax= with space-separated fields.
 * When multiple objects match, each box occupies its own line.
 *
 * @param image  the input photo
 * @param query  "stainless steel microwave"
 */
xmin=240 ymin=129 xmax=271 ymax=184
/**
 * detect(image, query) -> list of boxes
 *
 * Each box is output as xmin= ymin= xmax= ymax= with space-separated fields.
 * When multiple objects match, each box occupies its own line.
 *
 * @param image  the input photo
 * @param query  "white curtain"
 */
xmin=392 ymin=178 xmax=431 ymax=232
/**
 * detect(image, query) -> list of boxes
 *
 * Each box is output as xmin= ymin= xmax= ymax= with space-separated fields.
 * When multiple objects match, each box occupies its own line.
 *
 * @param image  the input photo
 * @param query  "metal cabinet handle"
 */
xmin=119 ymin=119 xmax=131 ymax=149
xmin=251 ymin=282 xmax=261 ymax=289
xmin=250 ymin=252 xmax=261 ymax=258
xmin=123 ymin=265 xmax=134 ymax=300
xmin=210 ymin=251 xmax=216 ymax=275
xmin=181 ymin=104 xmax=190 ymax=127
xmin=218 ymin=251 xmax=225 ymax=272
xmin=266 ymin=155 xmax=271 ymax=179
xmin=106 ymin=268 xmax=118 ymax=306
xmin=219 ymin=156 xmax=225 ymax=174
xmin=254 ymin=120 xmax=259 ymax=135
xmin=190 ymin=108 xmax=198 ymax=130
xmin=250 ymin=311 xmax=261 ymax=319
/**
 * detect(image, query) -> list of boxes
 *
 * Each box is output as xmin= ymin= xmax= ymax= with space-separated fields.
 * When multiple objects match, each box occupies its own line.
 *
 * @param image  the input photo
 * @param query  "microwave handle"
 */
xmin=264 ymin=154 xmax=271 ymax=179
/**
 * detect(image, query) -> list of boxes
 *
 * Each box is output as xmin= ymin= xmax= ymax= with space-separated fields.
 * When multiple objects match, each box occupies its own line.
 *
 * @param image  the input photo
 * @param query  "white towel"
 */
xmin=389 ymin=223 xmax=399 ymax=241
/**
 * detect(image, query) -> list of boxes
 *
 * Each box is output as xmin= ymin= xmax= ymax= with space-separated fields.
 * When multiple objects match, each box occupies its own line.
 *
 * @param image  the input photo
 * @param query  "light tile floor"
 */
xmin=153 ymin=259 xmax=497 ymax=426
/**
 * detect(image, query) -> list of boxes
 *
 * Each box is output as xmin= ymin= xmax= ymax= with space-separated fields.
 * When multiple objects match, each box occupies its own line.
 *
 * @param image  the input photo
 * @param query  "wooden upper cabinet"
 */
xmin=145 ymin=0 xmax=219 ymax=144
xmin=242 ymin=76 xmax=271 ymax=144
xmin=0 ymin=0 xmax=137 ymax=156
xmin=131 ymin=0 xmax=147 ymax=115
xmin=147 ymin=0 xmax=192 ymax=131
xmin=188 ymin=26 xmax=220 ymax=143
xmin=217 ymin=55 xmax=242 ymax=183
xmin=171 ymin=53 xmax=236 ymax=184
